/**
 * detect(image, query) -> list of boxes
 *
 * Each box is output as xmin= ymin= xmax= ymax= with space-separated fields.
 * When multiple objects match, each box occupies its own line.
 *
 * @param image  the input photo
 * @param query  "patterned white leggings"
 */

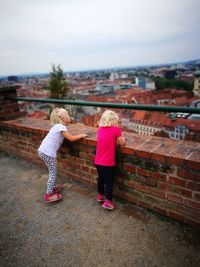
xmin=38 ymin=151 xmax=57 ymax=194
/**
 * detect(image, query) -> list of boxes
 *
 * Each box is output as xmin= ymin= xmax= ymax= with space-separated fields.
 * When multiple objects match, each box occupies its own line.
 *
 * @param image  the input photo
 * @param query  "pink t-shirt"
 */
xmin=95 ymin=126 xmax=122 ymax=166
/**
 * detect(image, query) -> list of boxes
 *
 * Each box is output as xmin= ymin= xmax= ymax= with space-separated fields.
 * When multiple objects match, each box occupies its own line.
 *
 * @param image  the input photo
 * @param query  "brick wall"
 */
xmin=0 ymin=118 xmax=200 ymax=228
xmin=0 ymin=86 xmax=200 ymax=228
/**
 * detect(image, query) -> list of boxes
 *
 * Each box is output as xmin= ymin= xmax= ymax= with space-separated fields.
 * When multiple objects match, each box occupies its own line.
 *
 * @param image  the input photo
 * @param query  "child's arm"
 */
xmin=117 ymin=136 xmax=126 ymax=146
xmin=62 ymin=131 xmax=87 ymax=142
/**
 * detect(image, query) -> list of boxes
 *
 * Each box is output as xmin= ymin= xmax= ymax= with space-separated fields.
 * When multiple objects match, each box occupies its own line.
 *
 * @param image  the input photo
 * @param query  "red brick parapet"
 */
xmin=0 ymin=85 xmax=26 ymax=120
xmin=0 ymin=117 xmax=200 ymax=228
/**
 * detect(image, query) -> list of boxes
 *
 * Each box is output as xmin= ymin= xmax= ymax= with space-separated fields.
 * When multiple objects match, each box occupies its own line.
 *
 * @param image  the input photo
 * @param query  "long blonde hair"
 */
xmin=50 ymin=108 xmax=69 ymax=125
xmin=99 ymin=110 xmax=119 ymax=127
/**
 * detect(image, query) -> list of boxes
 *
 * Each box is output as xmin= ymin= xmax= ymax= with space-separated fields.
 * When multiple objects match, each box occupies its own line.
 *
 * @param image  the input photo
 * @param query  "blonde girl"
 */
xmin=95 ymin=110 xmax=126 ymax=210
xmin=38 ymin=108 xmax=87 ymax=203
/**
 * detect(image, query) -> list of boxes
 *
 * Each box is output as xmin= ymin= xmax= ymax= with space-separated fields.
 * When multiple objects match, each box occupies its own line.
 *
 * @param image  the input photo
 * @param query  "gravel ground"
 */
xmin=0 ymin=151 xmax=200 ymax=267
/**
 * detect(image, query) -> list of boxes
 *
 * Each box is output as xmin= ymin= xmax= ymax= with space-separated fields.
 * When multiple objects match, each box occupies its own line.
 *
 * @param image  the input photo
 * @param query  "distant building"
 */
xmin=189 ymin=99 xmax=200 ymax=108
xmin=129 ymin=121 xmax=161 ymax=135
xmin=193 ymin=70 xmax=200 ymax=97
xmin=164 ymin=125 xmax=189 ymax=140
xmin=157 ymin=99 xmax=176 ymax=105
xmin=121 ymin=118 xmax=161 ymax=136
xmin=146 ymin=79 xmax=156 ymax=90
xmin=7 ymin=76 xmax=19 ymax=82
xmin=96 ymin=83 xmax=117 ymax=93
xmin=135 ymin=76 xmax=155 ymax=90
xmin=176 ymin=63 xmax=186 ymax=69
xmin=164 ymin=70 xmax=177 ymax=79
xmin=120 ymin=73 xmax=128 ymax=79
xmin=119 ymin=83 xmax=135 ymax=90
xmin=188 ymin=114 xmax=200 ymax=120
xmin=135 ymin=76 xmax=146 ymax=89
xmin=109 ymin=72 xmax=119 ymax=81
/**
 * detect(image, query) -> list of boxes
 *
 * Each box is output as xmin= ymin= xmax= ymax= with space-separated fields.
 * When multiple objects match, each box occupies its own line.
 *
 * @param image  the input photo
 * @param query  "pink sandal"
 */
xmin=45 ymin=193 xmax=62 ymax=203
xmin=53 ymin=185 xmax=63 ymax=194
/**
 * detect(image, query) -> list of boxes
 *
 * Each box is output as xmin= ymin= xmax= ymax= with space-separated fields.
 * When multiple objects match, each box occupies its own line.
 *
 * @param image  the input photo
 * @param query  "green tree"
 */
xmin=152 ymin=77 xmax=193 ymax=91
xmin=48 ymin=64 xmax=69 ymax=99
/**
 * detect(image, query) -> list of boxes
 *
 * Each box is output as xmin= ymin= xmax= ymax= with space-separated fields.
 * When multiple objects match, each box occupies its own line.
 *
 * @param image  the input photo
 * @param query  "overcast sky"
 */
xmin=0 ymin=0 xmax=200 ymax=75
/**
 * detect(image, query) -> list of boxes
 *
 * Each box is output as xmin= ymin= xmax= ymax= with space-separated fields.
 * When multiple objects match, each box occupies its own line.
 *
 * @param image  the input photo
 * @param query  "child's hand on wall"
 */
xmin=117 ymin=136 xmax=126 ymax=146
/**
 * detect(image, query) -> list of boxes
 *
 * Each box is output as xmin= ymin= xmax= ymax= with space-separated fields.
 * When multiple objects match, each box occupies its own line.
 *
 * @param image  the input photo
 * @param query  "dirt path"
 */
xmin=0 ymin=152 xmax=200 ymax=267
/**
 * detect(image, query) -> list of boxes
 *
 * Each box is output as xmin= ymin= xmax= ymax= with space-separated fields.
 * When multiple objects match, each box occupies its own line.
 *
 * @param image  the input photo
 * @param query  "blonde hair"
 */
xmin=50 ymin=108 xmax=69 ymax=125
xmin=99 ymin=110 xmax=119 ymax=127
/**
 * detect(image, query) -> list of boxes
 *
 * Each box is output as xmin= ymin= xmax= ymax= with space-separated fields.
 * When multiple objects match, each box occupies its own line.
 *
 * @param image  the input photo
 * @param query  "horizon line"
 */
xmin=1 ymin=58 xmax=200 ymax=78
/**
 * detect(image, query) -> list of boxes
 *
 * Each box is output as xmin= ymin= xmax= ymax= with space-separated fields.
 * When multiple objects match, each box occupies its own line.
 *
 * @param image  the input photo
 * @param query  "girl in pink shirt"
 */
xmin=95 ymin=110 xmax=126 ymax=210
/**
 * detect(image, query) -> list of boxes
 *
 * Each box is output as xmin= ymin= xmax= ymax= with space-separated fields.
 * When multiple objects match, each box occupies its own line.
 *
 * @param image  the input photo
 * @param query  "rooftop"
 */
xmin=1 ymin=151 xmax=200 ymax=267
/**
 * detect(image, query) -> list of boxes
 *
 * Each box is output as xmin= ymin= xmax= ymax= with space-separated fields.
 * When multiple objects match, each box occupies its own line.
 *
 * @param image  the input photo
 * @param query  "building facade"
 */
xmin=193 ymin=70 xmax=200 ymax=97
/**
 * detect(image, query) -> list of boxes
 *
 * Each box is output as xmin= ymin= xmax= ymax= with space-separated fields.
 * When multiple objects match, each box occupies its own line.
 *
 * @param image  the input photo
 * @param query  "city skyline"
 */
xmin=1 ymin=0 xmax=200 ymax=76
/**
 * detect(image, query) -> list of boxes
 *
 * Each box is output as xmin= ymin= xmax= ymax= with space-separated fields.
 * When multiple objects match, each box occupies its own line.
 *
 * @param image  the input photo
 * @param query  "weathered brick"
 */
xmin=81 ymin=165 xmax=90 ymax=173
xmin=121 ymin=146 xmax=135 ymax=155
xmin=169 ymin=176 xmax=186 ymax=187
xmin=168 ymin=211 xmax=184 ymax=222
xmin=193 ymin=193 xmax=200 ymax=201
xmin=89 ymin=167 xmax=97 ymax=175
xmin=124 ymin=179 xmax=136 ymax=190
xmin=88 ymin=153 xmax=95 ymax=161
xmin=79 ymin=151 xmax=88 ymax=159
xmin=86 ymin=139 xmax=96 ymax=146
xmin=167 ymin=193 xmax=183 ymax=204
xmin=139 ymin=176 xmax=157 ymax=187
xmin=176 ymin=204 xmax=200 ymax=221
xmin=137 ymin=167 xmax=150 ymax=177
xmin=186 ymin=181 xmax=200 ymax=191
xmin=152 ymin=205 xmax=167 ymax=216
xmin=138 ymin=200 xmax=152 ymax=209
xmin=143 ymin=194 xmax=162 ymax=206
xmin=151 ymin=153 xmax=166 ymax=162
xmin=124 ymin=155 xmax=143 ymax=166
xmin=177 ymin=168 xmax=200 ymax=181
xmin=187 ymin=160 xmax=200 ymax=171
xmin=181 ymin=188 xmax=192 ymax=198
xmin=123 ymin=187 xmax=144 ymax=200
xmin=184 ymin=199 xmax=200 ymax=210
xmin=151 ymin=172 xmax=167 ymax=181
xmin=135 ymin=150 xmax=150 ymax=159
xmin=124 ymin=193 xmax=139 ymax=204
xmin=124 ymin=163 xmax=136 ymax=173
xmin=157 ymin=182 xmax=170 ymax=191
xmin=168 ymin=156 xmax=184 ymax=166
xmin=124 ymin=180 xmax=150 ymax=193
xmin=149 ymin=188 xmax=166 ymax=199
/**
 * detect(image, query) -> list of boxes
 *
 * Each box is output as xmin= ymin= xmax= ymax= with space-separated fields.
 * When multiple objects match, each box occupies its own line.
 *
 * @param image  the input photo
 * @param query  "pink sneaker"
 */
xmin=102 ymin=200 xmax=116 ymax=210
xmin=96 ymin=194 xmax=106 ymax=202
xmin=45 ymin=193 xmax=62 ymax=203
